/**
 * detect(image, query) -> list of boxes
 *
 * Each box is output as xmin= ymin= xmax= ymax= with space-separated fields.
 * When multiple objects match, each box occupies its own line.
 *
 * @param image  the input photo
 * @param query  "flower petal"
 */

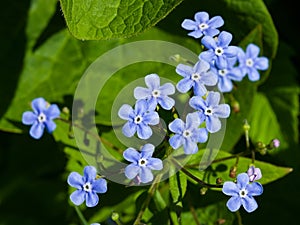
xmin=176 ymin=78 xmax=194 ymax=93
xmin=145 ymin=74 xmax=160 ymax=90
xmin=135 ymin=99 xmax=148 ymax=115
xmin=194 ymin=60 xmax=210 ymax=73
xmin=44 ymin=120 xmax=57 ymax=133
xmin=248 ymin=67 xmax=260 ymax=81
xmin=189 ymin=96 xmax=206 ymax=111
xmin=123 ymin=148 xmax=140 ymax=163
xmin=84 ymin=166 xmax=97 ymax=182
xmin=125 ymin=164 xmax=140 ymax=179
xmin=206 ymin=92 xmax=220 ymax=107
xmin=147 ymin=158 xmax=163 ymax=170
xmin=201 ymin=71 xmax=218 ymax=86
xmin=214 ymin=104 xmax=230 ymax=118
xmin=45 ymin=104 xmax=60 ymax=119
xmin=218 ymin=76 xmax=233 ymax=93
xmin=159 ymin=82 xmax=175 ymax=95
xmin=247 ymin=182 xmax=263 ymax=196
xmin=199 ymin=50 xmax=216 ymax=63
xmin=208 ymin=15 xmax=224 ymax=28
xmin=141 ymin=143 xmax=155 ymax=159
xmin=168 ymin=118 xmax=185 ymax=133
xmin=241 ymin=196 xmax=258 ymax=213
xmin=31 ymin=97 xmax=47 ymax=114
xmin=218 ymin=31 xmax=232 ymax=47
xmin=92 ymin=178 xmax=107 ymax=193
xmin=197 ymin=128 xmax=208 ymax=143
xmin=201 ymin=36 xmax=217 ymax=50
xmin=206 ymin=115 xmax=221 ymax=133
xmin=134 ymin=87 xmax=151 ymax=99
xmin=67 ymin=172 xmax=84 ymax=189
xmin=140 ymin=167 xmax=154 ymax=183
xmin=183 ymin=139 xmax=198 ymax=154
xmin=118 ymin=104 xmax=134 ymax=120
xmin=70 ymin=190 xmax=86 ymax=206
xmin=186 ymin=112 xmax=200 ymax=129
xmin=246 ymin=43 xmax=260 ymax=58
xmin=222 ymin=181 xmax=239 ymax=196
xmin=143 ymin=111 xmax=159 ymax=125
xmin=188 ymin=30 xmax=204 ymax=39
xmin=195 ymin=11 xmax=209 ymax=22
xmin=158 ymin=96 xmax=175 ymax=110
xmin=22 ymin=111 xmax=37 ymax=125
xmin=86 ymin=192 xmax=99 ymax=207
xmin=122 ymin=121 xmax=137 ymax=137
xmin=236 ymin=173 xmax=250 ymax=189
xmin=181 ymin=19 xmax=197 ymax=30
xmin=193 ymin=81 xmax=207 ymax=96
xmin=255 ymin=57 xmax=269 ymax=70
xmin=169 ymin=134 xmax=183 ymax=149
xmin=137 ymin=123 xmax=152 ymax=139
xmin=226 ymin=196 xmax=242 ymax=212
xmin=29 ymin=121 xmax=45 ymax=139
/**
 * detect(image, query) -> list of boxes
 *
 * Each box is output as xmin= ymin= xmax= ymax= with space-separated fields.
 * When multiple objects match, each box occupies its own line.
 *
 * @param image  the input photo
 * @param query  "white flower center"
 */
xmin=239 ymin=188 xmax=248 ymax=198
xmin=204 ymin=107 xmax=213 ymax=116
xmin=215 ymin=47 xmax=224 ymax=56
xmin=83 ymin=182 xmax=92 ymax=192
xmin=218 ymin=69 xmax=227 ymax=76
xmin=38 ymin=112 xmax=47 ymax=123
xmin=246 ymin=58 xmax=254 ymax=67
xmin=198 ymin=23 xmax=209 ymax=30
xmin=183 ymin=129 xmax=192 ymax=138
xmin=152 ymin=89 xmax=161 ymax=98
xmin=134 ymin=115 xmax=143 ymax=124
xmin=192 ymin=73 xmax=201 ymax=81
xmin=138 ymin=158 xmax=147 ymax=167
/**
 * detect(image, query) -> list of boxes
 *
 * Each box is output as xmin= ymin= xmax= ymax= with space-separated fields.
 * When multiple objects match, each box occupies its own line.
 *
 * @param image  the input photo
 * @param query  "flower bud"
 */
xmin=231 ymin=100 xmax=240 ymax=113
xmin=216 ymin=177 xmax=223 ymax=184
xmin=111 ymin=212 xmax=119 ymax=221
xmin=229 ymin=166 xmax=237 ymax=178
xmin=200 ymin=187 xmax=208 ymax=195
xmin=267 ymin=138 xmax=280 ymax=149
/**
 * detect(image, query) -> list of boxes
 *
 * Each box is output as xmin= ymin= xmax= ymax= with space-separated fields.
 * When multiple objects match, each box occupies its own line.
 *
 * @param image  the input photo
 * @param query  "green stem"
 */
xmin=75 ymin=206 xmax=89 ymax=225
xmin=235 ymin=210 xmax=243 ymax=225
xmin=133 ymin=174 xmax=163 ymax=225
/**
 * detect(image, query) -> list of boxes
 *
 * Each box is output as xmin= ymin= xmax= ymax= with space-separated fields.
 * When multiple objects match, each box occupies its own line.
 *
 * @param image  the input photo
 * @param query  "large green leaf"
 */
xmin=59 ymin=0 xmax=183 ymax=40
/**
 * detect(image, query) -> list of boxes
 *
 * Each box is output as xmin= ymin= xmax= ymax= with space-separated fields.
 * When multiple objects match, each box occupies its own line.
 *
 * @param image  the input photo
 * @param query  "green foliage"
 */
xmin=1 ymin=0 xmax=299 ymax=224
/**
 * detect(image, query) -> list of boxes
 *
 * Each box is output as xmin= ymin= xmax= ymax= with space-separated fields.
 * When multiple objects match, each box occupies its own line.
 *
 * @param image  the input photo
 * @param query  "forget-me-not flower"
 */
xmin=247 ymin=166 xmax=262 ymax=182
xmin=176 ymin=60 xmax=218 ymax=96
xmin=210 ymin=57 xmax=244 ymax=92
xmin=189 ymin=91 xmax=230 ymax=133
xmin=181 ymin=11 xmax=224 ymax=39
xmin=199 ymin=31 xmax=238 ymax=68
xmin=237 ymin=44 xmax=269 ymax=81
xmin=168 ymin=112 xmax=208 ymax=154
xmin=134 ymin=74 xmax=175 ymax=110
xmin=123 ymin=144 xmax=163 ymax=183
xmin=22 ymin=97 xmax=60 ymax=139
xmin=222 ymin=173 xmax=263 ymax=213
xmin=118 ymin=99 xmax=159 ymax=139
xmin=67 ymin=166 xmax=107 ymax=207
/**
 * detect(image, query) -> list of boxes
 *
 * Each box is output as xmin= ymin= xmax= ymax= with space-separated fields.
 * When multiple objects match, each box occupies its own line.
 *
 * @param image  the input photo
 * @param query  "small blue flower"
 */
xmin=181 ymin=11 xmax=224 ymax=39
xmin=210 ymin=57 xmax=244 ymax=92
xmin=199 ymin=31 xmax=238 ymax=68
xmin=222 ymin=173 xmax=263 ymax=213
xmin=247 ymin=166 xmax=262 ymax=182
xmin=168 ymin=112 xmax=208 ymax=154
xmin=134 ymin=73 xmax=175 ymax=110
xmin=176 ymin=60 xmax=218 ymax=96
xmin=237 ymin=44 xmax=269 ymax=81
xmin=118 ymin=99 xmax=159 ymax=139
xmin=91 ymin=223 xmax=100 ymax=225
xmin=22 ymin=97 xmax=60 ymax=139
xmin=123 ymin=144 xmax=163 ymax=183
xmin=189 ymin=91 xmax=230 ymax=133
xmin=67 ymin=166 xmax=107 ymax=207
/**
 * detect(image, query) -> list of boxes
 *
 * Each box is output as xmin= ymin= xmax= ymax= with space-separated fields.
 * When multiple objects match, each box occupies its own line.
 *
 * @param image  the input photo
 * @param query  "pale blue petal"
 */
xmin=226 ymin=196 xmax=242 ymax=212
xmin=186 ymin=112 xmax=200 ymax=129
xmin=134 ymin=87 xmax=151 ymax=99
xmin=236 ymin=173 xmax=249 ymax=189
xmin=194 ymin=59 xmax=210 ymax=73
xmin=218 ymin=31 xmax=232 ymax=47
xmin=125 ymin=164 xmax=140 ymax=179
xmin=201 ymin=36 xmax=217 ymax=50
xmin=140 ymin=167 xmax=154 ymax=183
xmin=118 ymin=104 xmax=134 ymax=120
xmin=246 ymin=43 xmax=260 ymax=58
xmin=197 ymin=128 xmax=208 ymax=143
xmin=147 ymin=158 xmax=163 ymax=170
xmin=84 ymin=166 xmax=97 ymax=182
xmin=122 ymin=121 xmax=137 ymax=137
xmin=255 ymin=57 xmax=269 ymax=70
xmin=189 ymin=96 xmax=206 ymax=111
xmin=188 ymin=30 xmax=204 ymax=39
xmin=222 ymin=181 xmax=239 ymax=196
xmin=216 ymin=56 xmax=227 ymax=68
xmin=183 ymin=138 xmax=198 ymax=154
xmin=44 ymin=120 xmax=56 ymax=133
xmin=92 ymin=178 xmax=107 ymax=193
xmin=29 ymin=121 xmax=45 ymax=139
xmin=145 ymin=74 xmax=160 ymax=89
xmin=193 ymin=81 xmax=207 ymax=96
xmin=143 ymin=111 xmax=159 ymax=125
xmin=176 ymin=64 xmax=193 ymax=78
xmin=137 ymin=123 xmax=152 ymax=139
xmin=177 ymin=78 xmax=193 ymax=93
xmin=67 ymin=172 xmax=84 ymax=189
xmin=135 ymin=100 xmax=148 ymax=115
xmin=159 ymin=83 xmax=175 ymax=95
xmin=169 ymin=134 xmax=183 ymax=149
xmin=241 ymin=196 xmax=258 ymax=213
xmin=201 ymin=71 xmax=218 ymax=86
xmin=208 ymin=16 xmax=224 ymax=28
xmin=214 ymin=104 xmax=230 ymax=118
xmin=181 ymin=19 xmax=197 ymax=30
xmin=31 ymin=97 xmax=47 ymax=114
xmin=206 ymin=115 xmax=221 ymax=133
xmin=218 ymin=76 xmax=233 ymax=92
xmin=168 ymin=118 xmax=185 ymax=133
xmin=158 ymin=96 xmax=175 ymax=110
xmin=70 ymin=190 xmax=85 ymax=206
xmin=141 ymin=143 xmax=155 ymax=158
xmin=206 ymin=92 xmax=220 ymax=107
xmin=22 ymin=111 xmax=37 ymax=125
xmin=195 ymin=11 xmax=209 ymax=22
xmin=45 ymin=104 xmax=60 ymax=119
xmin=248 ymin=67 xmax=260 ymax=81
xmin=247 ymin=182 xmax=263 ymax=196
xmin=224 ymin=46 xmax=239 ymax=57
xmin=203 ymin=28 xmax=219 ymax=37
xmin=123 ymin=148 xmax=140 ymax=163
xmin=199 ymin=50 xmax=216 ymax=63
xmin=86 ymin=192 xmax=99 ymax=207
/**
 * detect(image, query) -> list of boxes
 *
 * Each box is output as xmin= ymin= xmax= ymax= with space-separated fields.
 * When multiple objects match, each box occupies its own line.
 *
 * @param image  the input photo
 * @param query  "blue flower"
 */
xmin=189 ymin=91 xmax=230 ymax=133
xmin=247 ymin=166 xmax=262 ymax=182
xmin=210 ymin=57 xmax=244 ymax=92
xmin=118 ymin=99 xmax=159 ymax=139
xmin=237 ymin=44 xmax=269 ymax=81
xmin=181 ymin=11 xmax=224 ymax=39
xmin=22 ymin=97 xmax=60 ymax=139
xmin=91 ymin=223 xmax=100 ymax=225
xmin=67 ymin=166 xmax=107 ymax=207
xmin=176 ymin=60 xmax=218 ymax=96
xmin=199 ymin=31 xmax=238 ymax=68
xmin=123 ymin=144 xmax=163 ymax=183
xmin=134 ymin=73 xmax=175 ymax=110
xmin=168 ymin=112 xmax=208 ymax=154
xmin=222 ymin=173 xmax=263 ymax=213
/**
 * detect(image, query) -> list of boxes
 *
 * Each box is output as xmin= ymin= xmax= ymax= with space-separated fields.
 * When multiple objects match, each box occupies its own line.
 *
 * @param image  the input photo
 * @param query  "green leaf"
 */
xmin=185 ymin=150 xmax=292 ymax=187
xmin=169 ymin=166 xmax=187 ymax=205
xmin=59 ymin=0 xmax=183 ymax=40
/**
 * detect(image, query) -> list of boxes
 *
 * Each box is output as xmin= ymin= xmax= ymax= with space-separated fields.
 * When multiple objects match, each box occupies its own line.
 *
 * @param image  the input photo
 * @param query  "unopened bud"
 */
xmin=231 ymin=100 xmax=240 ymax=113
xmin=111 ymin=212 xmax=119 ymax=221
xmin=200 ymin=187 xmax=208 ymax=195
xmin=62 ymin=107 xmax=70 ymax=115
xmin=243 ymin=120 xmax=250 ymax=132
xmin=216 ymin=177 xmax=223 ymax=185
xmin=229 ymin=166 xmax=237 ymax=178
xmin=267 ymin=138 xmax=280 ymax=149
xmin=255 ymin=141 xmax=267 ymax=155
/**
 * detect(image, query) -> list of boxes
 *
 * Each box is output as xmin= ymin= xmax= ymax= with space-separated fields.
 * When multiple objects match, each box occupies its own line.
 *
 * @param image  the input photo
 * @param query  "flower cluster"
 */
xmin=182 ymin=12 xmax=269 ymax=93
